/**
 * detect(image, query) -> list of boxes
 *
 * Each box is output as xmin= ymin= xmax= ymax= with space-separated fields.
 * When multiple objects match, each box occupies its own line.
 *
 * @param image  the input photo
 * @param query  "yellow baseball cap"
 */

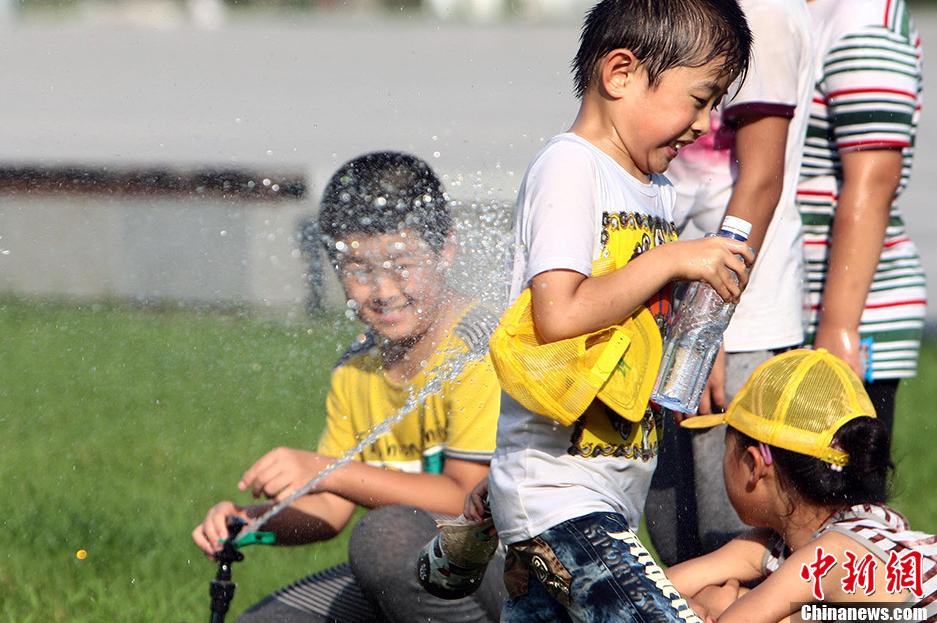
xmin=488 ymin=258 xmax=662 ymax=427
xmin=681 ymin=349 xmax=876 ymax=466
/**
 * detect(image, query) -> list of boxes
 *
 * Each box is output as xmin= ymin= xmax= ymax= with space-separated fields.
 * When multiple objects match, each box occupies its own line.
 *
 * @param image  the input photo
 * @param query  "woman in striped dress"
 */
xmin=798 ymin=0 xmax=926 ymax=431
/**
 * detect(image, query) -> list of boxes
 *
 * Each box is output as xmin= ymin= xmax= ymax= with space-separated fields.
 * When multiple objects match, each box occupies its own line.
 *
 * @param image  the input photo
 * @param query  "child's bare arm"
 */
xmin=813 ymin=149 xmax=903 ymax=375
xmin=192 ymin=492 xmax=356 ymax=555
xmin=696 ymin=115 xmax=788 ymax=415
xmin=717 ymin=533 xmax=850 ymax=623
xmin=724 ymin=115 xmax=791 ymax=253
xmin=239 ymin=446 xmax=489 ymax=515
xmin=668 ymin=530 xmax=770 ymax=599
xmin=531 ymin=236 xmax=753 ymax=342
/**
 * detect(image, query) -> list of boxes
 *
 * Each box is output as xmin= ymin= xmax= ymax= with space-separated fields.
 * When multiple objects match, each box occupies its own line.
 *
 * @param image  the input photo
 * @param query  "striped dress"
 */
xmin=763 ymin=504 xmax=937 ymax=619
xmin=799 ymin=0 xmax=926 ymax=380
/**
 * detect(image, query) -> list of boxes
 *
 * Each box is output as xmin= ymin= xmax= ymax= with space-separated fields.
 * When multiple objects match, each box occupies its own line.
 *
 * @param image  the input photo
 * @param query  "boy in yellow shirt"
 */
xmin=192 ymin=151 xmax=504 ymax=622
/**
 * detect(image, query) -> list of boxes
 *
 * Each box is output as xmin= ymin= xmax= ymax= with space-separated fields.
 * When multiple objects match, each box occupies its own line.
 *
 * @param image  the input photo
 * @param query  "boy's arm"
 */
xmin=531 ymin=237 xmax=752 ymax=342
xmin=239 ymin=447 xmax=487 ymax=515
xmin=813 ymin=150 xmax=902 ymax=374
xmin=668 ymin=530 xmax=771 ymax=599
xmin=192 ymin=491 xmax=356 ymax=555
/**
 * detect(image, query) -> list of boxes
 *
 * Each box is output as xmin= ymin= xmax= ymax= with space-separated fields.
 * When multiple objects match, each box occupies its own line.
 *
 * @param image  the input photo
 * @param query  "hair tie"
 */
xmin=758 ymin=442 xmax=773 ymax=466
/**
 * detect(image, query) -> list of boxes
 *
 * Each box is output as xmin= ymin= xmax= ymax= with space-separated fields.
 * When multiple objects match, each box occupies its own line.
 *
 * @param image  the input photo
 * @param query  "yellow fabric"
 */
xmin=682 ymin=349 xmax=876 ymax=466
xmin=317 ymin=313 xmax=500 ymax=474
xmin=489 ymin=212 xmax=677 ymax=427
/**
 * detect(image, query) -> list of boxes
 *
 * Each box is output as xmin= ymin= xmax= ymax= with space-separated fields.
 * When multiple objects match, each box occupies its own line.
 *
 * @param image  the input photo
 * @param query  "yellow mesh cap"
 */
xmin=488 ymin=259 xmax=662 ymax=427
xmin=682 ymin=349 xmax=876 ymax=466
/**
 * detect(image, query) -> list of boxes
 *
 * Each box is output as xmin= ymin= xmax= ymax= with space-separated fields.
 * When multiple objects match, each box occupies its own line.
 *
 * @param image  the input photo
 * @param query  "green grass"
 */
xmin=0 ymin=298 xmax=359 ymax=622
xmin=2 ymin=297 xmax=936 ymax=621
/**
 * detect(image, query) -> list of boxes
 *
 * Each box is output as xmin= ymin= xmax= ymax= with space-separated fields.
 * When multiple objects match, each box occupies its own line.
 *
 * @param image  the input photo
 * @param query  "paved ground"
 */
xmin=1 ymin=8 xmax=936 ymax=318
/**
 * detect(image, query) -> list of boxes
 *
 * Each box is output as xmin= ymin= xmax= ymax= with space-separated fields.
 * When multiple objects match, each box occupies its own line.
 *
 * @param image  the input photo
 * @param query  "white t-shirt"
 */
xmin=665 ymin=0 xmax=815 ymax=352
xmin=489 ymin=133 xmax=677 ymax=545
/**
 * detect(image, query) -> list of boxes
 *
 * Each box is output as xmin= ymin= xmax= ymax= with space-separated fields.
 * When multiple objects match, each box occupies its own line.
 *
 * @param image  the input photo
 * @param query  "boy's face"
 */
xmin=335 ymin=230 xmax=451 ymax=344
xmin=611 ymin=57 xmax=731 ymax=176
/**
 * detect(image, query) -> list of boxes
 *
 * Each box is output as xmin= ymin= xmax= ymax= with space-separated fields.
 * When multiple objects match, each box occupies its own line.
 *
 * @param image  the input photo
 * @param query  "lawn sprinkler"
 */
xmin=208 ymin=516 xmax=276 ymax=623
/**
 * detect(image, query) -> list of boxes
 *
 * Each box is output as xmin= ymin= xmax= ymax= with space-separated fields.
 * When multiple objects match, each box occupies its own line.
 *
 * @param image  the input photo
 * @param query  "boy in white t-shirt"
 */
xmin=485 ymin=1 xmax=754 ymax=620
xmin=645 ymin=0 xmax=816 ymax=567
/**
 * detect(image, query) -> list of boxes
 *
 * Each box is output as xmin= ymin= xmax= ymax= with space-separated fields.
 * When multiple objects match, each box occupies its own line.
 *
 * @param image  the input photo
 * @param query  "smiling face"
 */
xmin=604 ymin=55 xmax=732 ymax=178
xmin=335 ymin=230 xmax=452 ymax=344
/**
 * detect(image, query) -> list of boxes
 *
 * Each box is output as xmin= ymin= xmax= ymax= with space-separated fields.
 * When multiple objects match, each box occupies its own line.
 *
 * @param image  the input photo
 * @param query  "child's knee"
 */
xmin=349 ymin=505 xmax=435 ymax=586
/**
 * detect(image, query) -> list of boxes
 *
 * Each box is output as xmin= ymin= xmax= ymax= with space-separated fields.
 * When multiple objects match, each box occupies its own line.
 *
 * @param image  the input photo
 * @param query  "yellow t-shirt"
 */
xmin=317 ymin=305 xmax=500 ymax=474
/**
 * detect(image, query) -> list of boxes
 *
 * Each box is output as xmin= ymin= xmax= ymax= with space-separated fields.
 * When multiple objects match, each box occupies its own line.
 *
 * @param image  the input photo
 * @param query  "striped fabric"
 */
xmin=274 ymin=562 xmax=378 ymax=622
xmin=273 ymin=511 xmax=455 ymax=621
xmin=799 ymin=0 xmax=926 ymax=380
xmin=824 ymin=505 xmax=937 ymax=618
xmin=763 ymin=504 xmax=937 ymax=619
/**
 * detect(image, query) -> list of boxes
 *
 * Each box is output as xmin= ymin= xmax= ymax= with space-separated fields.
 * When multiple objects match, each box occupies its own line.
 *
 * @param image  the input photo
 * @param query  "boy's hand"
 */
xmin=191 ymin=500 xmax=250 ymax=557
xmin=463 ymin=477 xmax=489 ymax=521
xmin=668 ymin=237 xmax=755 ymax=304
xmin=239 ymin=447 xmax=335 ymax=502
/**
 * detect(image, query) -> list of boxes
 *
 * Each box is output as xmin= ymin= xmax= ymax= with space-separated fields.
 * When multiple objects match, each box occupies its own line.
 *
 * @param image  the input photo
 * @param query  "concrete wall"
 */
xmin=0 ymin=191 xmax=512 ymax=316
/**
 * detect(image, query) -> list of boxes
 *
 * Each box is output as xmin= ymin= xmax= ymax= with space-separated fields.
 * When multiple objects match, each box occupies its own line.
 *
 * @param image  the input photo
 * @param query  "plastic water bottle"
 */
xmin=651 ymin=215 xmax=752 ymax=413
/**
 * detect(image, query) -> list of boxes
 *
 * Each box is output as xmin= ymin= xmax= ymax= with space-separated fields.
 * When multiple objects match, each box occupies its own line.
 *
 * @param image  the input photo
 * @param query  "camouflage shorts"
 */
xmin=502 ymin=512 xmax=704 ymax=623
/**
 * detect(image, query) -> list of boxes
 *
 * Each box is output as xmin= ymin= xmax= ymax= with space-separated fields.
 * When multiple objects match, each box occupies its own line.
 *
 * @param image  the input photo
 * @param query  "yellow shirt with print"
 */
xmin=317 ymin=306 xmax=500 ymax=474
xmin=568 ymin=211 xmax=677 ymax=460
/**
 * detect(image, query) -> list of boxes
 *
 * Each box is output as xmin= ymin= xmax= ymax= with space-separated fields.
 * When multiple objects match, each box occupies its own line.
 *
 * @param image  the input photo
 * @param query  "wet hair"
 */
xmin=318 ymin=152 xmax=451 ymax=263
xmin=729 ymin=418 xmax=894 ymax=508
xmin=572 ymin=0 xmax=752 ymax=97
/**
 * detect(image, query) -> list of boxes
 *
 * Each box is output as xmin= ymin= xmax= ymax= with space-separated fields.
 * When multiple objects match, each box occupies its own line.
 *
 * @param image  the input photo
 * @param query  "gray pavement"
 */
xmin=1 ymin=10 xmax=936 ymax=319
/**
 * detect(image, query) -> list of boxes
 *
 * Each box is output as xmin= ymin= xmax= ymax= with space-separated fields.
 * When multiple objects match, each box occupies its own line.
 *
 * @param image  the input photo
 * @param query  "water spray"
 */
xmin=240 ymin=341 xmax=487 ymax=537
xmin=203 ymin=341 xmax=489 ymax=620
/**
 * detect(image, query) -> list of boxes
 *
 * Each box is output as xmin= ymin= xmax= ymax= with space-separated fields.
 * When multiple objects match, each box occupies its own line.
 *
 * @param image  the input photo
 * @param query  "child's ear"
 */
xmin=438 ymin=235 xmax=457 ymax=268
xmin=744 ymin=446 xmax=771 ymax=489
xmin=599 ymin=48 xmax=642 ymax=99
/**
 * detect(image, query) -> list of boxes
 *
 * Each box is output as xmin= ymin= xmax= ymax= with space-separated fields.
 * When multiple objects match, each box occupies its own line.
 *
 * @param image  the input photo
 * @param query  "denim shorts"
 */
xmin=502 ymin=512 xmax=703 ymax=623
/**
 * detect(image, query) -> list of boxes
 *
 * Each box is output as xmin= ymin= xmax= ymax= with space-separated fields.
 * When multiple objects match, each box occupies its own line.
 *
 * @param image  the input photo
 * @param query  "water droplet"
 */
xmin=431 ymin=135 xmax=438 ymax=141
xmin=262 ymin=178 xmax=272 ymax=187
xmin=266 ymin=149 xmax=273 ymax=156
xmin=220 ymin=230 xmax=227 ymax=237
xmin=433 ymin=151 xmax=441 ymax=158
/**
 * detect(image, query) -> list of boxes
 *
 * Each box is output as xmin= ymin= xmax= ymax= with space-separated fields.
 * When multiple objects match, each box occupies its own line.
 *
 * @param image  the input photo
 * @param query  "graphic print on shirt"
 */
xmin=568 ymin=211 xmax=676 ymax=459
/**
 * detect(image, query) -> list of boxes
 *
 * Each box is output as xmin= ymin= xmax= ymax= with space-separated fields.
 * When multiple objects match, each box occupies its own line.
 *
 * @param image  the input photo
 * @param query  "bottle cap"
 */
xmin=720 ymin=216 xmax=752 ymax=241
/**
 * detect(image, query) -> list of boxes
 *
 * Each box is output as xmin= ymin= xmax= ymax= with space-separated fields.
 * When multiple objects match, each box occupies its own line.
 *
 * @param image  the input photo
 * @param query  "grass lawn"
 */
xmin=2 ymin=297 xmax=936 ymax=621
